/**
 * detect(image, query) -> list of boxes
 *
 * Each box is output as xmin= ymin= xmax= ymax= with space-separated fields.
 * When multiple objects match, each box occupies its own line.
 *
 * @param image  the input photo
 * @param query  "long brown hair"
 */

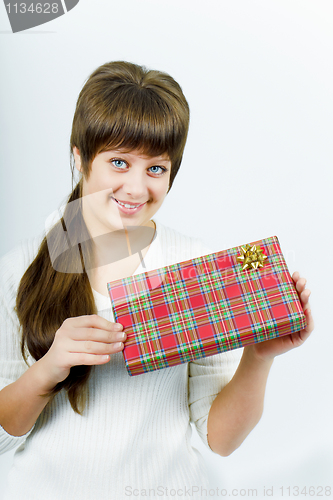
xmin=15 ymin=61 xmax=190 ymax=414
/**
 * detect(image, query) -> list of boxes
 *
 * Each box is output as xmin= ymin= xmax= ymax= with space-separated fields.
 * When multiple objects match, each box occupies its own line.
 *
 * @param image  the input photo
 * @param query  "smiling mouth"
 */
xmin=111 ymin=197 xmax=147 ymax=209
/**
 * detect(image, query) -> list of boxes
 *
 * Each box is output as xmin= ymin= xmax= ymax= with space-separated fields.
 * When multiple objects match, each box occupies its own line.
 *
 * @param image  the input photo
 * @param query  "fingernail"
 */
xmin=114 ymin=342 xmax=123 ymax=349
xmin=115 ymin=323 xmax=123 ymax=331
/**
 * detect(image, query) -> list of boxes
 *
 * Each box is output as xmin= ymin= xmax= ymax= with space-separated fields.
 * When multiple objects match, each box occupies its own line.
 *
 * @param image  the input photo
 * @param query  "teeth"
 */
xmin=115 ymin=199 xmax=140 ymax=209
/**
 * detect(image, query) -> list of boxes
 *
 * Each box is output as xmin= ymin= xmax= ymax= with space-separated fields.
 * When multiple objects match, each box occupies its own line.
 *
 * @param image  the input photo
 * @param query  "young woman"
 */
xmin=0 ymin=61 xmax=313 ymax=499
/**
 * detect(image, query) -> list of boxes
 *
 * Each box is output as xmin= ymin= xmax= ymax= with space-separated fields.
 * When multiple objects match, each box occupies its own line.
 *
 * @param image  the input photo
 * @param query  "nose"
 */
xmin=122 ymin=169 xmax=148 ymax=200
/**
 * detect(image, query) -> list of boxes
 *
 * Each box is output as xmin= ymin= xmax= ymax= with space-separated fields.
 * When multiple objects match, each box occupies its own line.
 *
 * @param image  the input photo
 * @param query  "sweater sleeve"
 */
xmin=0 ymin=241 xmax=38 ymax=454
xmin=187 ymin=239 xmax=243 ymax=451
xmin=188 ymin=348 xmax=242 ymax=451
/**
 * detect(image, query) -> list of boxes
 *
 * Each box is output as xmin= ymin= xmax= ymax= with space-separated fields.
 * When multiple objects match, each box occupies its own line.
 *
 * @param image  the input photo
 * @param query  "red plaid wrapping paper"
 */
xmin=107 ymin=236 xmax=306 ymax=376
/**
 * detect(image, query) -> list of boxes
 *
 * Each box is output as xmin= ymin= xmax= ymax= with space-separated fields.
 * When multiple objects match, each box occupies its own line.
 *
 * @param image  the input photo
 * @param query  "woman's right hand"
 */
xmin=37 ymin=314 xmax=126 ymax=391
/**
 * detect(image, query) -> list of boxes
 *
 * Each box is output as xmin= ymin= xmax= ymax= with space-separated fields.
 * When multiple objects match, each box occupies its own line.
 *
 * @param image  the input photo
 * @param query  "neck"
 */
xmin=85 ymin=220 xmax=156 ymax=271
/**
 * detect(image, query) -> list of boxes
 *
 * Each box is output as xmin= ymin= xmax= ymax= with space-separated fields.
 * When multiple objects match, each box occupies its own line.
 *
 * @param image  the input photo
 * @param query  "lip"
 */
xmin=110 ymin=197 xmax=147 ymax=215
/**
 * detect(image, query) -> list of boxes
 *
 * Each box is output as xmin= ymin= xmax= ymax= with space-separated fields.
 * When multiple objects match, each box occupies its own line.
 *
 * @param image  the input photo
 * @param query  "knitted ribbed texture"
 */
xmin=0 ymin=219 xmax=242 ymax=499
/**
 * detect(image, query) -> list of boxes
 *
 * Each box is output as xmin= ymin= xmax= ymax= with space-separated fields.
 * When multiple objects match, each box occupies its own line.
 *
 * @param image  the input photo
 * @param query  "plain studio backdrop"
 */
xmin=0 ymin=1 xmax=332 ymax=498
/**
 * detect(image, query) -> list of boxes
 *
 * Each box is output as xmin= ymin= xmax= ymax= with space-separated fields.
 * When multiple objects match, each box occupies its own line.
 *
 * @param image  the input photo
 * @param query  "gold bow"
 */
xmin=237 ymin=244 xmax=267 ymax=270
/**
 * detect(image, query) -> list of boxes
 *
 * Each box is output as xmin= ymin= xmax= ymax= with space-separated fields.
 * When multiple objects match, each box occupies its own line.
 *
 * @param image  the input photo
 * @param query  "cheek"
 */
xmin=154 ymin=189 xmax=168 ymax=205
xmin=155 ymin=176 xmax=171 ymax=199
xmin=86 ymin=172 xmax=112 ymax=196
xmin=82 ymin=180 xmax=114 ymax=208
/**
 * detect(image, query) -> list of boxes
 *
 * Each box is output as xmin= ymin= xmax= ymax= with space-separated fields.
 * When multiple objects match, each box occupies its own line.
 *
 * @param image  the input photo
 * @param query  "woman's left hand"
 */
xmin=245 ymin=271 xmax=314 ymax=362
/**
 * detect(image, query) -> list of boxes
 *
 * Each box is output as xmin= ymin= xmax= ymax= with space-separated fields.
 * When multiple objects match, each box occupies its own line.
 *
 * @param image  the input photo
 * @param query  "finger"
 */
xmin=292 ymin=271 xmax=300 ymax=283
xmin=298 ymin=310 xmax=314 ymax=345
xmin=66 ymin=352 xmax=115 ymax=367
xmin=68 ymin=339 xmax=125 ymax=355
xmin=296 ymin=277 xmax=307 ymax=293
xmin=68 ymin=314 xmax=123 ymax=332
xmin=290 ymin=308 xmax=314 ymax=346
xmin=303 ymin=307 xmax=314 ymax=334
xmin=68 ymin=327 xmax=126 ymax=343
xmin=300 ymin=288 xmax=311 ymax=306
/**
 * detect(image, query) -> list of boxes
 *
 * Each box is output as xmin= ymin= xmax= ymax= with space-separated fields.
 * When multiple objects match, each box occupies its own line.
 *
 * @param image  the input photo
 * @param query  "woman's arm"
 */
xmin=207 ymin=272 xmax=314 ymax=456
xmin=0 ymin=359 xmax=53 ymax=437
xmin=207 ymin=346 xmax=273 ymax=456
xmin=0 ymin=315 xmax=126 ymax=437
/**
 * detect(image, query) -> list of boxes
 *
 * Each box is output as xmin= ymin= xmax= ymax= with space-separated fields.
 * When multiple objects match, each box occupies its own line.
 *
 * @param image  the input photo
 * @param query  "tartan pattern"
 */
xmin=107 ymin=236 xmax=306 ymax=376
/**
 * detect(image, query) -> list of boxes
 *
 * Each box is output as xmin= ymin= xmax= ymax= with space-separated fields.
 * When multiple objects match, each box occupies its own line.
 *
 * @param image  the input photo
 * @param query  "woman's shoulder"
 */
xmin=0 ymin=232 xmax=44 ymax=299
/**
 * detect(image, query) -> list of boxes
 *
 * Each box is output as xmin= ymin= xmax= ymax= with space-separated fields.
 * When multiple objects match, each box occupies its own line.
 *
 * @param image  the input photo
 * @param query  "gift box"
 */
xmin=107 ymin=236 xmax=306 ymax=376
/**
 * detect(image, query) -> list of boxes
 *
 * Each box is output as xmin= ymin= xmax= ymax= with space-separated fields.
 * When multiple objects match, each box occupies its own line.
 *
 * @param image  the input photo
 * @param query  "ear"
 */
xmin=73 ymin=146 xmax=82 ymax=173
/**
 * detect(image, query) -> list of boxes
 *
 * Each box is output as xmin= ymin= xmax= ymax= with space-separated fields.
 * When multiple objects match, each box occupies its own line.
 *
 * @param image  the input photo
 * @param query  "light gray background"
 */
xmin=0 ymin=1 xmax=332 ymax=498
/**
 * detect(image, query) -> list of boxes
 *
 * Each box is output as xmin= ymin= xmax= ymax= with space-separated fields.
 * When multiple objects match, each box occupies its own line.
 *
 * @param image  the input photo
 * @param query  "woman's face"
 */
xmin=73 ymin=147 xmax=171 ymax=238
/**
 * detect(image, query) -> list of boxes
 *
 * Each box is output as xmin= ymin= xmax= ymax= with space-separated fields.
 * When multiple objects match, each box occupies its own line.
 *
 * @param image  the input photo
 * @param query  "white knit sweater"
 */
xmin=0 ymin=218 xmax=241 ymax=499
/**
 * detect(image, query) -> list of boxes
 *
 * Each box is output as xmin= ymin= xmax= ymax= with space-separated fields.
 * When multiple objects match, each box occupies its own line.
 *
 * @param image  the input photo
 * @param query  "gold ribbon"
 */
xmin=236 ymin=244 xmax=267 ymax=270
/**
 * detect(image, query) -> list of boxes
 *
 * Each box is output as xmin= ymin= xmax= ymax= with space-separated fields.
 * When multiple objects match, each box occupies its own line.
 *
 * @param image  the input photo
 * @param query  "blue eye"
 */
xmin=149 ymin=166 xmax=167 ymax=175
xmin=110 ymin=158 xmax=167 ymax=175
xmin=112 ymin=159 xmax=127 ymax=169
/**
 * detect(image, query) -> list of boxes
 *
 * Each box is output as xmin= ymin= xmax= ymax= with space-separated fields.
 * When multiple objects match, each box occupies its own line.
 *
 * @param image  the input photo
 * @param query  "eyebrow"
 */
xmin=109 ymin=151 xmax=171 ymax=162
